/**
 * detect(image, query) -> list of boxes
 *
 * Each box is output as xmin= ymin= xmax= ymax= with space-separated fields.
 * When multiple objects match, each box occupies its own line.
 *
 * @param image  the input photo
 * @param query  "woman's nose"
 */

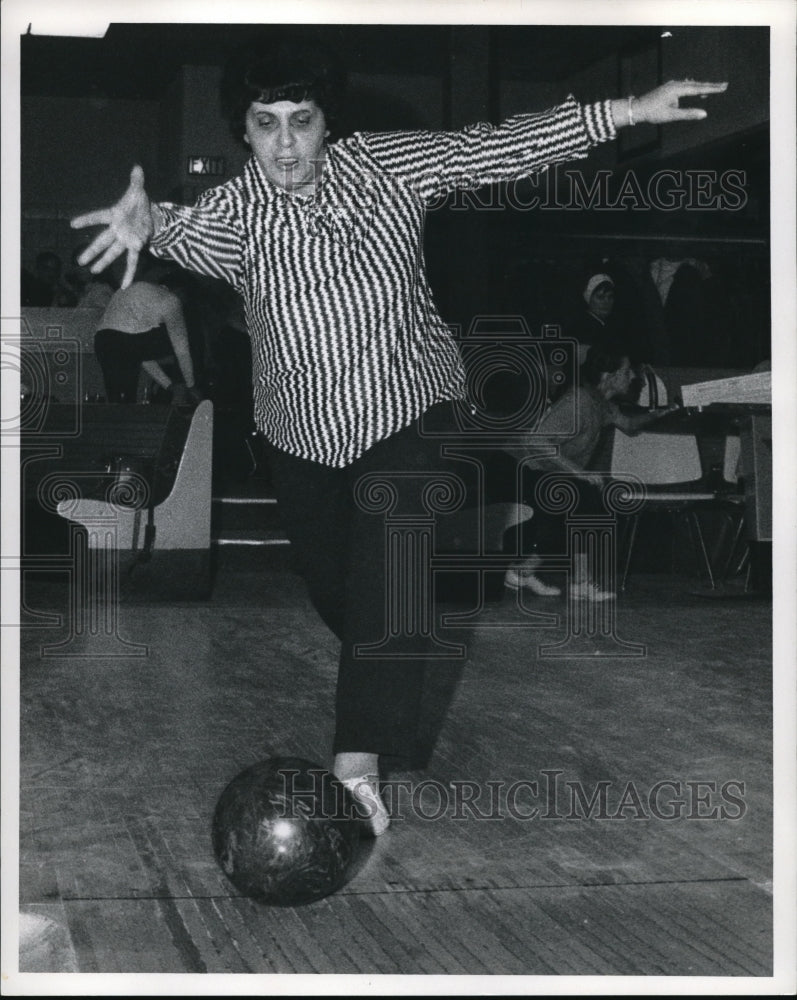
xmin=278 ymin=124 xmax=294 ymax=147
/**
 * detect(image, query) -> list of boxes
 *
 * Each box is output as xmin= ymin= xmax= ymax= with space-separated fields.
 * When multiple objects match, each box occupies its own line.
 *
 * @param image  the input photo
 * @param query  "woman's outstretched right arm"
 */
xmin=74 ymin=165 xmax=244 ymax=291
xmin=71 ymin=165 xmax=156 ymax=290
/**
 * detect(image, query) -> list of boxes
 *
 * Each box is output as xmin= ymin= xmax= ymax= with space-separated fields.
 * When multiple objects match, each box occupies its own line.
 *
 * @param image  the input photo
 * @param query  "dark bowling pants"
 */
xmin=266 ymin=402 xmax=465 ymax=760
xmin=517 ymin=467 xmax=605 ymax=557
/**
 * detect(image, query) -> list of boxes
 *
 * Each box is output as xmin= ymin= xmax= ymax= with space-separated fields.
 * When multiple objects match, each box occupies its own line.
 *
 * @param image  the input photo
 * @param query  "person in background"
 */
xmin=71 ymin=29 xmax=727 ymax=833
xmin=21 ymin=251 xmax=78 ymax=307
xmin=571 ymin=272 xmax=623 ymax=364
xmin=77 ymin=272 xmax=117 ymax=310
xmin=504 ymin=347 xmax=677 ymax=600
xmin=93 ymin=255 xmax=202 ymax=405
xmin=571 ymin=268 xmax=668 ymax=411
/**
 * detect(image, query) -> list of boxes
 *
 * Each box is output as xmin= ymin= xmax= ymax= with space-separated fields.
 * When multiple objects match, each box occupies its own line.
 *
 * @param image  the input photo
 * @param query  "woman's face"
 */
xmin=244 ymin=99 xmax=329 ymax=193
xmin=588 ymin=285 xmax=615 ymax=321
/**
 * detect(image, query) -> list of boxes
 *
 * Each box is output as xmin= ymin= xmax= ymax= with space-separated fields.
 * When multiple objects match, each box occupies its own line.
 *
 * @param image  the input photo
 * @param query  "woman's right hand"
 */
xmin=71 ymin=165 xmax=153 ymax=289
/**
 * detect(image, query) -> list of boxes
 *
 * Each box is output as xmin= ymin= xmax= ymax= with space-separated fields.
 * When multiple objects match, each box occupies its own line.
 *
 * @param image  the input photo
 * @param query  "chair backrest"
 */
xmin=722 ymin=434 xmax=742 ymax=485
xmin=636 ymin=372 xmax=669 ymax=409
xmin=610 ymin=429 xmax=704 ymax=485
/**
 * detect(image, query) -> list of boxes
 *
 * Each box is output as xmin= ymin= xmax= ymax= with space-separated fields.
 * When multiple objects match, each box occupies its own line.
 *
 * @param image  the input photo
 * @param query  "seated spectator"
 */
xmin=503 ymin=347 xmax=676 ymax=601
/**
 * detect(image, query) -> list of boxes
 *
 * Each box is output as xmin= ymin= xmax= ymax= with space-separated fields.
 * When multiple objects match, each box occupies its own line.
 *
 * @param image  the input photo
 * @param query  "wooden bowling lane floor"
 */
xmin=15 ymin=567 xmax=778 ymax=982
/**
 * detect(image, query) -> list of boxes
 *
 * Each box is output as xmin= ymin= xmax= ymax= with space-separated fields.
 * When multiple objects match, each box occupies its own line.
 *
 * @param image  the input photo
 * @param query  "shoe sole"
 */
xmin=505 ymin=579 xmax=562 ymax=597
xmin=568 ymin=591 xmax=615 ymax=603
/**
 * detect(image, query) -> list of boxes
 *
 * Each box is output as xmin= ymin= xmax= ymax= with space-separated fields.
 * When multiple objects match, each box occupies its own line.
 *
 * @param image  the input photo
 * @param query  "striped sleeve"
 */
xmin=582 ymin=99 xmax=616 ymax=144
xmin=357 ymin=96 xmax=617 ymax=203
xmin=149 ymin=184 xmax=244 ymax=290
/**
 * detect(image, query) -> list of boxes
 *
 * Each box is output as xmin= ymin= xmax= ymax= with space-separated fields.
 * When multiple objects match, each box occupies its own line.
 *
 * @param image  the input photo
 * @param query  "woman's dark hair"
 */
xmin=220 ymin=33 xmax=346 ymax=144
xmin=580 ymin=347 xmax=629 ymax=387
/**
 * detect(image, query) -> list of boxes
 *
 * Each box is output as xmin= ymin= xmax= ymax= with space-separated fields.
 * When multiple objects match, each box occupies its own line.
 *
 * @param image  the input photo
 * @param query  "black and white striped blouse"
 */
xmin=150 ymin=96 xmax=616 ymax=467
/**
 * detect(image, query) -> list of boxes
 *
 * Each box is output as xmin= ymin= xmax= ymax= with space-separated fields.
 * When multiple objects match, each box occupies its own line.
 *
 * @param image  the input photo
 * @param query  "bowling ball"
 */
xmin=212 ymin=757 xmax=359 ymax=906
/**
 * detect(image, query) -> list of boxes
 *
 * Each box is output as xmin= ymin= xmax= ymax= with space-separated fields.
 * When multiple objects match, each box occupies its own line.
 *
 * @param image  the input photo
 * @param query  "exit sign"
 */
xmin=187 ymin=156 xmax=226 ymax=176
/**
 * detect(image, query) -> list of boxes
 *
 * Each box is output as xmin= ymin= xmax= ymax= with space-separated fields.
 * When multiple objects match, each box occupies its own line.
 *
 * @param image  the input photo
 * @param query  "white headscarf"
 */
xmin=583 ymin=273 xmax=614 ymax=304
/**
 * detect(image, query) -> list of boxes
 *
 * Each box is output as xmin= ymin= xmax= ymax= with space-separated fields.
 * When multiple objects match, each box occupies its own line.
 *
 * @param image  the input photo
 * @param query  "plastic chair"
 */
xmin=610 ymin=428 xmax=742 ymax=590
xmin=635 ymin=370 xmax=668 ymax=409
xmin=712 ymin=433 xmax=750 ymax=581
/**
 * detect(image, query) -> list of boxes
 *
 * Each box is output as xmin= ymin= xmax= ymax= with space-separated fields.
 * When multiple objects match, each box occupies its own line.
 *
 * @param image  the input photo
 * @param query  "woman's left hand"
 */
xmin=633 ymin=79 xmax=728 ymax=124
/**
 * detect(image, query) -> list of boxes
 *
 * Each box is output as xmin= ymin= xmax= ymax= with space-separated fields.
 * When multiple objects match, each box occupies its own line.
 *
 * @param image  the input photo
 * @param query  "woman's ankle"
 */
xmin=333 ymin=751 xmax=379 ymax=781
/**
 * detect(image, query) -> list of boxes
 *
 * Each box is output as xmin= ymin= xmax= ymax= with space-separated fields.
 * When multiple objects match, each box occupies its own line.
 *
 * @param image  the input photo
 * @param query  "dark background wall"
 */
xmin=19 ymin=23 xmax=771 ymax=368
